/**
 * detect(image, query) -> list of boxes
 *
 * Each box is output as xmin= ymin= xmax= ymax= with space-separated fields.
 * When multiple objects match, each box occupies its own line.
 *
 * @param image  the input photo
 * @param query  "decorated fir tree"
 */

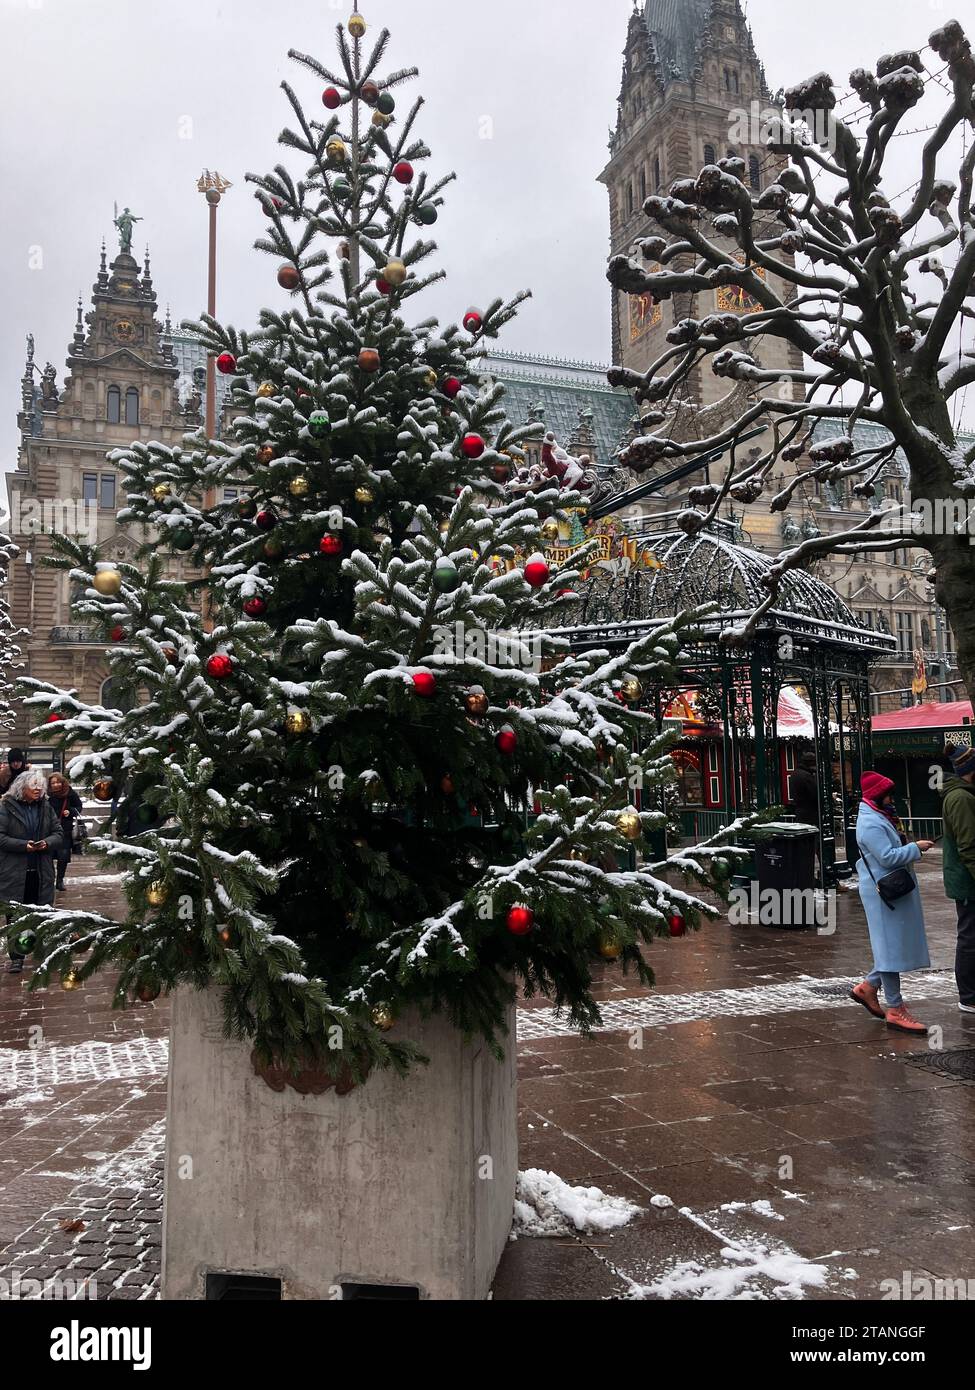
xmin=15 ymin=15 xmax=739 ymax=1081
xmin=0 ymin=531 xmax=23 ymax=732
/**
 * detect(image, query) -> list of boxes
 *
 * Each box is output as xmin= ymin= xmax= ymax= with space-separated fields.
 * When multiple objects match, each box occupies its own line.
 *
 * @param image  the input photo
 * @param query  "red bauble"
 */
xmin=322 ymin=87 xmax=342 ymax=109
xmin=216 ymin=352 xmax=237 ymax=375
xmin=668 ymin=911 xmax=687 ymax=938
xmin=461 ymin=433 xmax=485 ymax=459
xmin=376 ymin=277 xmax=393 ymax=295
xmin=440 ymin=774 xmax=455 ymax=795
xmin=524 ymin=552 xmax=550 ymax=589
xmin=412 ymin=672 xmax=437 ymax=699
xmin=206 ymin=654 xmax=234 ymax=681
xmin=358 ymin=348 xmax=381 ymax=373
xmin=243 ymin=598 xmax=267 ymax=618
xmin=393 ymin=161 xmax=414 ymax=185
xmin=463 ymin=309 xmax=483 ymax=334
xmin=110 ymin=625 xmax=126 ymax=642
xmin=506 ymin=905 xmax=534 ymax=937
xmin=277 ymin=265 xmax=301 ymax=291
xmin=319 ymin=534 xmax=343 ymax=557
xmin=255 ymin=510 xmax=277 ymax=531
xmin=496 ymin=725 xmax=517 ymax=755
xmin=441 ymin=377 xmax=462 ymax=399
xmin=46 ymin=713 xmax=63 ymax=724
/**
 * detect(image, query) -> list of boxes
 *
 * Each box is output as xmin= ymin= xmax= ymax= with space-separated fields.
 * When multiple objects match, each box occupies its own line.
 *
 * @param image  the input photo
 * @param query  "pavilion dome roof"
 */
xmin=572 ymin=529 xmax=891 ymax=649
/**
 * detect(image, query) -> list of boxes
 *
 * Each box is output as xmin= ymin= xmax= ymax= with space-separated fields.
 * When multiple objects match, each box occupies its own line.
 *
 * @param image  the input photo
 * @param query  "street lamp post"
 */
xmin=196 ymin=170 xmax=232 ymax=441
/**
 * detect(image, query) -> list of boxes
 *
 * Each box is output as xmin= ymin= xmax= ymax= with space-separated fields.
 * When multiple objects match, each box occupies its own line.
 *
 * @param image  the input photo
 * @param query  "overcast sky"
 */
xmin=1 ymin=0 xmax=970 ymax=478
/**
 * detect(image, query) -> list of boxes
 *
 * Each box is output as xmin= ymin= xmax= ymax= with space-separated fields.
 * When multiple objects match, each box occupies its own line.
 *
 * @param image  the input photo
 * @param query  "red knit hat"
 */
xmin=861 ymin=771 xmax=894 ymax=802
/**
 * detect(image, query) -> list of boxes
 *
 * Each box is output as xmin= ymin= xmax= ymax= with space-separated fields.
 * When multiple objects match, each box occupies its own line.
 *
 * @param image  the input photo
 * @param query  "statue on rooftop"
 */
xmin=114 ymin=205 xmax=142 ymax=255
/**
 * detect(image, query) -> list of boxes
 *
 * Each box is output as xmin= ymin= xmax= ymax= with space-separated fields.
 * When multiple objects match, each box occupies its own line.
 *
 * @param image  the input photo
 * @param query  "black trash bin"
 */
xmin=752 ymin=824 xmax=819 ymax=929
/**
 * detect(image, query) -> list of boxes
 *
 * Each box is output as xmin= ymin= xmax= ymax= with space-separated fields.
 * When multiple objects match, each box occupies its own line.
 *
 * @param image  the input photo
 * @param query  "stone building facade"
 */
xmin=5 ymin=238 xmax=209 ymax=747
xmin=594 ymin=0 xmax=962 ymax=713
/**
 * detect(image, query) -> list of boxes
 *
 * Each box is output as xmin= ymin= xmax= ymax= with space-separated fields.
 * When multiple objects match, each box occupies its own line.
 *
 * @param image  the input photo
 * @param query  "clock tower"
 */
xmin=599 ymin=0 xmax=803 ymax=409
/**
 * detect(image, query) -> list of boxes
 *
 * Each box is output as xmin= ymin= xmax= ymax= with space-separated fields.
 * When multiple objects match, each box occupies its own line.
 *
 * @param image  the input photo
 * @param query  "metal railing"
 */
xmin=902 ymin=817 xmax=944 ymax=842
xmin=49 ymin=626 xmax=102 ymax=645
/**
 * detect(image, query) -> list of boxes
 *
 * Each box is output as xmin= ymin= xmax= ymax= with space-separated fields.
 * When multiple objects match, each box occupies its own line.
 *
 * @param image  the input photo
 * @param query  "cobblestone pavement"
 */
xmin=1 ymin=853 xmax=973 ymax=1300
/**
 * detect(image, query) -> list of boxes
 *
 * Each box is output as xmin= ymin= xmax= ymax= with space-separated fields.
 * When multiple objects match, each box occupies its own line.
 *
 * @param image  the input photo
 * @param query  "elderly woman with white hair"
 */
xmin=0 ymin=769 xmax=64 ymax=974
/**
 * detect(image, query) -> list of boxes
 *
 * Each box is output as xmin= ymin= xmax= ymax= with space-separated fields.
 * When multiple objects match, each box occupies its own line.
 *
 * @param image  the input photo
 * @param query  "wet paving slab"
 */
xmin=1 ymin=853 xmax=973 ymax=1300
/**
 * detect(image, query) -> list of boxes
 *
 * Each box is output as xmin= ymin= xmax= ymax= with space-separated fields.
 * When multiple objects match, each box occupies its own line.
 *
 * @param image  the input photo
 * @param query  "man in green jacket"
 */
xmin=941 ymin=745 xmax=975 ymax=1013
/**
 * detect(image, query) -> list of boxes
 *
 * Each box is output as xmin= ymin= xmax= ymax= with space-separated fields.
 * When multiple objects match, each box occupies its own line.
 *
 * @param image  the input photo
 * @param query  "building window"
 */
xmin=627 ymin=182 xmax=634 ymax=215
xmin=223 ymin=487 xmax=239 ymax=502
xmin=107 ymin=386 xmax=121 ymax=424
xmin=654 ymin=156 xmax=661 ymax=189
xmin=125 ymin=387 xmax=140 ymax=426
xmin=82 ymin=474 xmax=98 ymax=503
xmin=896 ymin=611 xmax=914 ymax=654
xmin=749 ymin=155 xmax=761 ymax=190
xmin=639 ymin=168 xmax=647 ymax=201
xmin=732 ymin=70 xmax=739 ymax=94
xmin=100 ymin=474 xmax=116 ymax=510
xmin=704 ymin=143 xmax=716 ymax=166
xmin=100 ymin=676 xmax=136 ymax=714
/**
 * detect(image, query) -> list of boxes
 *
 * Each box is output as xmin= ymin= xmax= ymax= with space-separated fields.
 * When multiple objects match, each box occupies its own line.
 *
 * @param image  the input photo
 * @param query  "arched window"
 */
xmin=106 ymin=386 xmax=121 ymax=424
xmin=704 ymin=143 xmax=716 ymax=166
xmin=732 ymin=71 xmax=739 ymax=94
xmin=124 ymin=387 xmax=140 ymax=426
xmin=749 ymin=155 xmax=761 ymax=190
xmin=723 ymin=67 xmax=730 ymax=90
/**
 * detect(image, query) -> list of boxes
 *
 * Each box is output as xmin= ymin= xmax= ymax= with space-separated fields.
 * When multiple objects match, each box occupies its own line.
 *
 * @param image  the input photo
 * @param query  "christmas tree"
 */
xmin=17 ymin=14 xmax=737 ymax=1081
xmin=0 ymin=531 xmax=23 ymax=732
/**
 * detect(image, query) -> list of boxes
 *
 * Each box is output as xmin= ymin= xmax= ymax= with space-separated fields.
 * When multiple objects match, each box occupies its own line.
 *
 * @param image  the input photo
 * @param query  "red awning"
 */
xmin=871 ymin=700 xmax=973 ymax=732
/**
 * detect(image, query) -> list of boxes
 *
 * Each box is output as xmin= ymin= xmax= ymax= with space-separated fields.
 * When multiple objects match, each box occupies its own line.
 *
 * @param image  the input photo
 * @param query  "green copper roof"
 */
xmin=479 ymin=350 xmax=635 ymax=464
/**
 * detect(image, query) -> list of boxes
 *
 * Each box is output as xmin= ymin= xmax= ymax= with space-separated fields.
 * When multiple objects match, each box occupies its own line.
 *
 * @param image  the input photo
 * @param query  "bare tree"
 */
xmin=607 ymin=20 xmax=975 ymax=697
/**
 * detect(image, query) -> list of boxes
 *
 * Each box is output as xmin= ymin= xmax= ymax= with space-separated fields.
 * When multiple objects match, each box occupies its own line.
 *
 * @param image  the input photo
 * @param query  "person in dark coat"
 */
xmin=0 ymin=748 xmax=30 ymax=796
xmin=789 ymin=750 xmax=820 ymax=827
xmin=47 ymin=772 xmax=84 ymax=891
xmin=1 ymin=769 xmax=64 ymax=974
xmin=939 ymin=744 xmax=975 ymax=1014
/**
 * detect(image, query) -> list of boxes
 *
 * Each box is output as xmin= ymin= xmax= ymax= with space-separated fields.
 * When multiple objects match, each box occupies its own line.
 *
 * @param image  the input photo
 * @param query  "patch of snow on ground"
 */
xmin=719 ymin=1199 xmax=784 ymax=1221
xmin=630 ymin=1243 xmax=830 ymax=1300
xmin=513 ymin=1169 xmax=643 ymax=1236
xmin=650 ymin=1194 xmax=674 ymax=1208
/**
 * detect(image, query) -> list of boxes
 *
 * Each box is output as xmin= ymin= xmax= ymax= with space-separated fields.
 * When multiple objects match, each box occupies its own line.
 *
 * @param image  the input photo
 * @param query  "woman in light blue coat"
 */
xmin=850 ymin=771 xmax=934 ymax=1035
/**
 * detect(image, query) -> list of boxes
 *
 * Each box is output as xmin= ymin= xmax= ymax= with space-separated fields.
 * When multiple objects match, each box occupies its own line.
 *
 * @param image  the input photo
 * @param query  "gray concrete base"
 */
xmin=162 ymin=986 xmax=518 ymax=1300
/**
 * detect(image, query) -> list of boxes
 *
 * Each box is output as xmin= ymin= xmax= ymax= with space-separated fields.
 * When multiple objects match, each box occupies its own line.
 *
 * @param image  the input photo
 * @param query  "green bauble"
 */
xmin=332 ymin=176 xmax=352 ymax=200
xmin=13 ymin=928 xmax=36 ymax=955
xmin=309 ymin=411 xmax=331 ymax=438
xmin=417 ymin=204 xmax=438 ymax=226
xmin=432 ymin=559 xmax=460 ymax=593
xmin=171 ymin=529 xmax=194 ymax=552
xmin=712 ymin=858 xmax=730 ymax=880
xmin=377 ymin=92 xmax=395 ymax=115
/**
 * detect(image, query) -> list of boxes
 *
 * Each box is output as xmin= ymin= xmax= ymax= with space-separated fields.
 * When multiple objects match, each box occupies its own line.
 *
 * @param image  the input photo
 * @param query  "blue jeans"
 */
xmin=867 ymin=969 xmax=902 ymax=1008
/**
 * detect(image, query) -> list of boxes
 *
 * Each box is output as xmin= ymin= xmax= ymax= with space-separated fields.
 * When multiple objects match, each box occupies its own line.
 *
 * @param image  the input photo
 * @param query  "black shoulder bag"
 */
xmin=857 ymin=841 xmax=916 ymax=910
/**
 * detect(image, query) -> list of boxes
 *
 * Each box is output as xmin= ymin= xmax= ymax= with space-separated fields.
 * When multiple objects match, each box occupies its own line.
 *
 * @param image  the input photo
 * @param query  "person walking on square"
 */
xmin=47 ymin=772 xmax=83 ymax=892
xmin=0 ymin=748 xmax=29 ymax=795
xmin=939 ymin=745 xmax=975 ymax=1015
xmin=849 ymin=771 xmax=934 ymax=1035
xmin=790 ymin=749 xmax=820 ymax=827
xmin=0 ymin=770 xmax=64 ymax=974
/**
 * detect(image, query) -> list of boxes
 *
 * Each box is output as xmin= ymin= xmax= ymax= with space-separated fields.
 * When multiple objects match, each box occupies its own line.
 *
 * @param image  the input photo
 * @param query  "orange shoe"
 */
xmin=849 ymin=981 xmax=886 ymax=1019
xmin=885 ymin=1004 xmax=928 ymax=1036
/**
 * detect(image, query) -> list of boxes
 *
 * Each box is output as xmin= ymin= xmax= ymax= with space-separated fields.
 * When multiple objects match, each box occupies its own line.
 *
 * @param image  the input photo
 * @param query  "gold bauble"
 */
xmin=464 ymin=687 xmax=489 ymax=717
xmin=383 ymin=259 xmax=408 ymax=287
xmin=326 ymin=136 xmax=348 ymax=165
xmin=152 ymin=483 xmax=172 ymax=503
xmin=289 ymin=476 xmax=311 ymax=497
xmin=256 ymin=381 xmax=276 ymax=399
xmin=61 ymin=970 xmax=80 ymax=992
xmin=620 ymin=676 xmax=645 ymax=704
xmin=348 ymin=12 xmax=366 ymax=38
xmin=285 ymin=710 xmax=311 ymax=735
xmin=568 ymin=847 xmax=590 ymax=862
xmin=146 ymin=881 xmax=170 ymax=907
xmin=372 ymin=111 xmax=391 ymax=129
xmin=354 ymin=486 xmax=375 ymax=504
xmin=92 ymin=568 xmax=122 ymax=597
xmin=438 ymin=520 xmax=451 ymax=535
xmin=92 ymin=777 xmax=114 ymax=802
xmin=617 ymin=809 xmax=642 ymax=842
xmin=256 ymin=444 xmax=275 ymax=465
xmin=598 ymin=933 xmax=622 ymax=961
xmin=540 ymin=518 xmax=560 ymax=542
xmin=422 ymin=368 xmax=438 ymax=389
xmin=371 ymin=1003 xmax=395 ymax=1032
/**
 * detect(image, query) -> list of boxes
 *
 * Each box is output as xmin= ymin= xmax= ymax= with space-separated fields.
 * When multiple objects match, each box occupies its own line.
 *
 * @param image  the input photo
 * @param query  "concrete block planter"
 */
xmin=162 ymin=986 xmax=517 ymax=1300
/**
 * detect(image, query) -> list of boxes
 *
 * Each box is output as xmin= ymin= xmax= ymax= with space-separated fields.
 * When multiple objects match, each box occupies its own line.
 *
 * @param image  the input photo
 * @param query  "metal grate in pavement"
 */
xmin=901 ymin=1047 xmax=975 ymax=1084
